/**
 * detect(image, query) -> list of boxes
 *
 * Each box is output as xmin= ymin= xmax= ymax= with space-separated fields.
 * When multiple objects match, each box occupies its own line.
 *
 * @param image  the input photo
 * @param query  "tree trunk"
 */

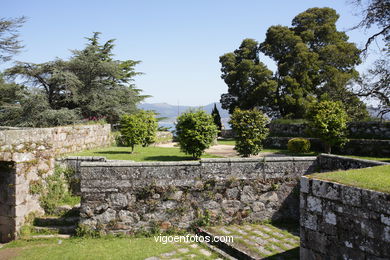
xmin=324 ymin=143 xmax=331 ymax=154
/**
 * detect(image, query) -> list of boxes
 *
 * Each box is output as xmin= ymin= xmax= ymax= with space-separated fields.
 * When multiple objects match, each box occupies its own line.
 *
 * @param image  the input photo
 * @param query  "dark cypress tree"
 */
xmin=211 ymin=103 xmax=222 ymax=136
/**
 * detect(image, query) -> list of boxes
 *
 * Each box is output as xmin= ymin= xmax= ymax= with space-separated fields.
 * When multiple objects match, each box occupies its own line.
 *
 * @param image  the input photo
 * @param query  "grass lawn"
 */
xmin=309 ymin=165 xmax=390 ymax=193
xmin=0 ymin=236 xmax=219 ymax=260
xmin=217 ymin=138 xmax=236 ymax=145
xmin=69 ymin=145 xmax=221 ymax=161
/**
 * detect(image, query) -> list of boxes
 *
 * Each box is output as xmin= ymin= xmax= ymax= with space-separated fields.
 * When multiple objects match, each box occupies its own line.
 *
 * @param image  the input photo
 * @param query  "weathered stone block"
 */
xmin=301 ymin=212 xmax=318 ymax=231
xmin=300 ymin=177 xmax=310 ymax=193
xmin=312 ymin=179 xmax=340 ymax=201
xmin=342 ymin=185 xmax=362 ymax=207
xmin=307 ymin=195 xmax=322 ymax=213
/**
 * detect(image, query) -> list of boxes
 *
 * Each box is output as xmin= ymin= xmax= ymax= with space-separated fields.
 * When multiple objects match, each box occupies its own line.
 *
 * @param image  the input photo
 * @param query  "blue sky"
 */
xmin=2 ymin=0 xmax=378 ymax=106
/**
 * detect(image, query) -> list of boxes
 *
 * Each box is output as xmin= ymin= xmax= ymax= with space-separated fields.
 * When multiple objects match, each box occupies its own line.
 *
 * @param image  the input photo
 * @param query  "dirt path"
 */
xmin=155 ymin=142 xmax=286 ymax=158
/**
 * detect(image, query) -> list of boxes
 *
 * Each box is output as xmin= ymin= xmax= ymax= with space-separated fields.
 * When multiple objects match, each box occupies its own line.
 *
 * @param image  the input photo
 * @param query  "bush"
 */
xmin=306 ymin=101 xmax=348 ymax=153
xmin=175 ymin=110 xmax=218 ymax=159
xmin=287 ymin=138 xmax=311 ymax=153
xmin=229 ymin=108 xmax=270 ymax=157
xmin=119 ymin=110 xmax=158 ymax=152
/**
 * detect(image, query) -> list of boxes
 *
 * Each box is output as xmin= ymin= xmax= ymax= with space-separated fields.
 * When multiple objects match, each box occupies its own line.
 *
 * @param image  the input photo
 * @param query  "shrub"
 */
xmin=229 ymin=108 xmax=270 ymax=157
xmin=306 ymin=101 xmax=348 ymax=153
xmin=287 ymin=138 xmax=311 ymax=153
xmin=175 ymin=110 xmax=218 ymax=159
xmin=119 ymin=110 xmax=158 ymax=152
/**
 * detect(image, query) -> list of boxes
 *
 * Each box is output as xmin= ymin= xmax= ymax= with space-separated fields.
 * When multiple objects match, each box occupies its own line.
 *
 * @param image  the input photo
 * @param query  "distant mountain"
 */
xmin=138 ymin=102 xmax=231 ymax=129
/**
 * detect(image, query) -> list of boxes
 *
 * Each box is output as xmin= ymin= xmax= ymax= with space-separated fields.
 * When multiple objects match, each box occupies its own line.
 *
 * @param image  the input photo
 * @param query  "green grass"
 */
xmin=69 ymin=145 xmax=221 ymax=161
xmin=217 ymin=138 xmax=236 ymax=145
xmin=339 ymin=154 xmax=390 ymax=162
xmin=309 ymin=165 xmax=390 ymax=193
xmin=1 ymin=237 xmax=176 ymax=260
xmin=1 ymin=236 xmax=220 ymax=260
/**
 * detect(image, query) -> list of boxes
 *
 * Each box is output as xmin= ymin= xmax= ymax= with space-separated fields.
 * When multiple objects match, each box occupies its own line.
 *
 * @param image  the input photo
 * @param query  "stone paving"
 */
xmin=206 ymin=223 xmax=300 ymax=259
xmin=144 ymin=223 xmax=300 ymax=260
xmin=144 ymin=242 xmax=223 ymax=260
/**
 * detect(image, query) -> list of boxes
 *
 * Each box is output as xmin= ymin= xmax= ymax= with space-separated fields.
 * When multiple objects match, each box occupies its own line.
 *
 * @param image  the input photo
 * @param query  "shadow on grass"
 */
xmin=143 ymin=156 xmax=197 ymax=161
xmin=272 ymin=150 xmax=319 ymax=157
xmin=265 ymin=248 xmax=300 ymax=260
xmin=95 ymin=151 xmax=133 ymax=155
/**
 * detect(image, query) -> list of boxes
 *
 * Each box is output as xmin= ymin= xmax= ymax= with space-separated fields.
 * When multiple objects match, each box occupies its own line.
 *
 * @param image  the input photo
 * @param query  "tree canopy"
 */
xmin=3 ymin=32 xmax=147 ymax=126
xmin=219 ymin=38 xmax=277 ymax=115
xmin=220 ymin=7 xmax=368 ymax=120
xmin=0 ymin=17 xmax=26 ymax=62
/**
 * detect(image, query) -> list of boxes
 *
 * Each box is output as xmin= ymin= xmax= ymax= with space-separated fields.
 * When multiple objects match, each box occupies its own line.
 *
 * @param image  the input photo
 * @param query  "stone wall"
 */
xmin=0 ymin=124 xmax=112 ymax=242
xmin=300 ymin=170 xmax=390 ymax=259
xmin=79 ymin=157 xmax=318 ymax=234
xmin=268 ymin=121 xmax=390 ymax=140
xmin=264 ymin=137 xmax=390 ymax=156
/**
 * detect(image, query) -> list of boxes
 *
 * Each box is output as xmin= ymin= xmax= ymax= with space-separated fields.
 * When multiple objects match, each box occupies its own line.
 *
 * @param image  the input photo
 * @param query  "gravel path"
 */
xmin=155 ymin=142 xmax=286 ymax=158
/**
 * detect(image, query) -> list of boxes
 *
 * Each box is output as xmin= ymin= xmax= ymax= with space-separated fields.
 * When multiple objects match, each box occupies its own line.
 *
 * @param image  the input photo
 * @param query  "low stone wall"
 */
xmin=264 ymin=137 xmax=390 ymax=156
xmin=0 ymin=124 xmax=112 ymax=242
xmin=300 ymin=169 xmax=390 ymax=259
xmin=268 ymin=121 xmax=390 ymax=140
xmin=79 ymin=157 xmax=318 ymax=234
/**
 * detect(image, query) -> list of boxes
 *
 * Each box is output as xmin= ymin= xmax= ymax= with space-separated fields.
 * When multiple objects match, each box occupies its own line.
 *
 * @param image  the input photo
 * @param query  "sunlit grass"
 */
xmin=309 ymin=165 xmax=390 ymax=193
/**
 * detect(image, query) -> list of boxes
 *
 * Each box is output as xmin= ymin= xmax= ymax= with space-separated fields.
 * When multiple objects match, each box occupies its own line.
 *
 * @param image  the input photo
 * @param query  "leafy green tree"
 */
xmin=306 ymin=101 xmax=348 ymax=154
xmin=229 ymin=108 xmax=269 ymax=157
xmin=4 ymin=32 xmax=146 ymax=126
xmin=175 ymin=110 xmax=218 ymax=159
xmin=219 ymin=38 xmax=277 ymax=114
xmin=220 ymin=8 xmax=368 ymax=120
xmin=119 ymin=110 xmax=158 ymax=152
xmin=260 ymin=7 xmax=365 ymax=119
xmin=0 ymin=17 xmax=26 ymax=62
xmin=211 ymin=104 xmax=222 ymax=135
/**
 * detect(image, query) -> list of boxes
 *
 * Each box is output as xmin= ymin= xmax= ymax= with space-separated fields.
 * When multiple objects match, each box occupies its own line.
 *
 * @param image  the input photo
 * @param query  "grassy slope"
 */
xmin=70 ymin=145 xmax=221 ymax=161
xmin=309 ymin=165 xmax=390 ymax=193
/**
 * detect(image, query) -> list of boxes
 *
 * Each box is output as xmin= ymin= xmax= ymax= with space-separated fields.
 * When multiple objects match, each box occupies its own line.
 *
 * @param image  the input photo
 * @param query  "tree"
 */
xmin=349 ymin=0 xmax=390 ymax=52
xmin=229 ymin=108 xmax=270 ymax=157
xmin=5 ymin=32 xmax=146 ymax=126
xmin=211 ymin=103 xmax=222 ymax=135
xmin=0 ymin=74 xmax=26 ymax=126
xmin=119 ymin=110 xmax=158 ymax=152
xmin=348 ymin=0 xmax=390 ymax=119
xmin=0 ymin=17 xmax=26 ymax=62
xmin=219 ymin=38 xmax=277 ymax=114
xmin=306 ymin=101 xmax=348 ymax=154
xmin=260 ymin=7 xmax=365 ymax=119
xmin=220 ymin=8 xmax=368 ymax=120
xmin=356 ymin=58 xmax=390 ymax=119
xmin=175 ymin=110 xmax=218 ymax=159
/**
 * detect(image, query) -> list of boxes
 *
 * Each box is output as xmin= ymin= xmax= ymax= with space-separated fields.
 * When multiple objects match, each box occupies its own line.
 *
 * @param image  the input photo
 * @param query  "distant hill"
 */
xmin=138 ymin=102 xmax=230 ymax=129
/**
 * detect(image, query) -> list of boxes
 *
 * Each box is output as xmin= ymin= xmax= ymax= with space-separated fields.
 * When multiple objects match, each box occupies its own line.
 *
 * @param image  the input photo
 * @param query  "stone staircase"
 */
xmin=30 ymin=205 xmax=80 ymax=239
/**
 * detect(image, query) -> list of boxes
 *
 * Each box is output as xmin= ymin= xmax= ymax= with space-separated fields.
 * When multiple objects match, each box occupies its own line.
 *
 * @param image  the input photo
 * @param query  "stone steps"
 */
xmin=31 ymin=205 xmax=80 ymax=237
xmin=30 ymin=234 xmax=71 ymax=239
xmin=33 ymin=225 xmax=76 ymax=235
xmin=34 ymin=216 xmax=79 ymax=227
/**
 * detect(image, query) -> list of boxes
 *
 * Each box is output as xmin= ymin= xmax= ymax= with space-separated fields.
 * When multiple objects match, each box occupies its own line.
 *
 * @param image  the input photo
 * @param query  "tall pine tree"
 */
xmin=211 ymin=103 xmax=222 ymax=136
